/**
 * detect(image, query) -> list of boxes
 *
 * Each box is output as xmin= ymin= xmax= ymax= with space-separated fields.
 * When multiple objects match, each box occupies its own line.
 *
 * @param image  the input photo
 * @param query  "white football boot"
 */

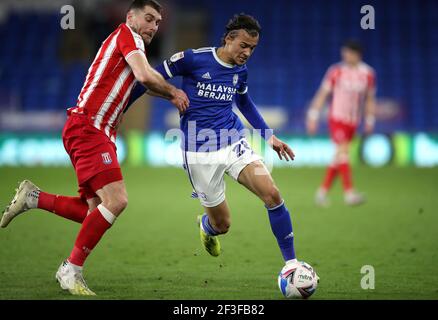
xmin=1 ymin=180 xmax=40 ymax=228
xmin=284 ymin=258 xmax=300 ymax=269
xmin=344 ymin=190 xmax=366 ymax=206
xmin=314 ymin=188 xmax=330 ymax=207
xmin=55 ymin=260 xmax=96 ymax=296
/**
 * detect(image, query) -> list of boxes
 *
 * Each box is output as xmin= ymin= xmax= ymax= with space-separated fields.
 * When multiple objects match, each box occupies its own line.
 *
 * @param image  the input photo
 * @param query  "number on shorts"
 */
xmin=233 ymin=140 xmax=251 ymax=158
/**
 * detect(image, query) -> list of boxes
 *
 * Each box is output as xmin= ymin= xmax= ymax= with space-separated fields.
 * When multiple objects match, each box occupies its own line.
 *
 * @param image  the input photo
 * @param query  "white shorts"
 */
xmin=182 ymin=138 xmax=262 ymax=207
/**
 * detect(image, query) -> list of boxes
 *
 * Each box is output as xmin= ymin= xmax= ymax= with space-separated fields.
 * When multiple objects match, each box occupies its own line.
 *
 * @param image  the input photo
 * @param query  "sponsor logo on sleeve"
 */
xmin=170 ymin=51 xmax=185 ymax=62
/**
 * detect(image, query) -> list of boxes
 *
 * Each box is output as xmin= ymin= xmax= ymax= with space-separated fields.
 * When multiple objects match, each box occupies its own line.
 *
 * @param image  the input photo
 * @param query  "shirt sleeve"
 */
xmin=155 ymin=49 xmax=194 ymax=79
xmin=235 ymin=92 xmax=271 ymax=140
xmin=237 ymin=69 xmax=248 ymax=95
xmin=321 ymin=65 xmax=339 ymax=92
xmin=117 ymin=24 xmax=146 ymax=61
xmin=367 ymin=69 xmax=377 ymax=94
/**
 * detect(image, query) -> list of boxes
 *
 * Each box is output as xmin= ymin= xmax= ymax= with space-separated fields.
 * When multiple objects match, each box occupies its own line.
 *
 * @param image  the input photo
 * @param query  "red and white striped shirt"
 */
xmin=70 ymin=23 xmax=145 ymax=143
xmin=321 ymin=62 xmax=376 ymax=126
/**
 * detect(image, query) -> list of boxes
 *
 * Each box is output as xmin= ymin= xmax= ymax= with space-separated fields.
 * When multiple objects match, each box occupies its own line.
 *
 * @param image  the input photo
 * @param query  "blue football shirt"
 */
xmin=156 ymin=47 xmax=249 ymax=151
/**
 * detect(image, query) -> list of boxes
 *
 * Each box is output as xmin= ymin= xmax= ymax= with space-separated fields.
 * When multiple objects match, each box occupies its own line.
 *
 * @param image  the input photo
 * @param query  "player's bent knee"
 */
xmin=87 ymin=197 xmax=102 ymax=212
xmin=115 ymin=196 xmax=128 ymax=214
xmin=103 ymin=195 xmax=128 ymax=216
xmin=118 ymin=197 xmax=129 ymax=212
xmin=262 ymin=185 xmax=282 ymax=207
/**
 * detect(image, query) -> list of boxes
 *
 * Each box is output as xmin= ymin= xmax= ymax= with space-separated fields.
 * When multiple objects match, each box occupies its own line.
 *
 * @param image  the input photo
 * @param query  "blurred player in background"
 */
xmin=130 ymin=14 xmax=301 ymax=272
xmin=306 ymin=40 xmax=376 ymax=207
xmin=0 ymin=0 xmax=188 ymax=295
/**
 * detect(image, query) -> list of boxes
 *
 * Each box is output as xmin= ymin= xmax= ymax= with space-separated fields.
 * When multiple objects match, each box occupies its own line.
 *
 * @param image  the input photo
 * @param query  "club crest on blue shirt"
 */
xmin=233 ymin=74 xmax=239 ymax=86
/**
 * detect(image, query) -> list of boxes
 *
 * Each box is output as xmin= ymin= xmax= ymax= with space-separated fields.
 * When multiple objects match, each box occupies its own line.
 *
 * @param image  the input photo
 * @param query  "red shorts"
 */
xmin=62 ymin=114 xmax=123 ymax=200
xmin=329 ymin=119 xmax=357 ymax=144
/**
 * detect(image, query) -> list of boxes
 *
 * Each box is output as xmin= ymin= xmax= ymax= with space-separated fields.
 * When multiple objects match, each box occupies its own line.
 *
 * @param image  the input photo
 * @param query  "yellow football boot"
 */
xmin=197 ymin=215 xmax=221 ymax=257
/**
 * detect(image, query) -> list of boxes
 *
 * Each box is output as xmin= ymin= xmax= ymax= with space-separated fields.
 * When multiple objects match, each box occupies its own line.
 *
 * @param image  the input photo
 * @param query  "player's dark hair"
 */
xmin=221 ymin=14 xmax=261 ymax=45
xmin=128 ymin=0 xmax=162 ymax=13
xmin=342 ymin=39 xmax=363 ymax=55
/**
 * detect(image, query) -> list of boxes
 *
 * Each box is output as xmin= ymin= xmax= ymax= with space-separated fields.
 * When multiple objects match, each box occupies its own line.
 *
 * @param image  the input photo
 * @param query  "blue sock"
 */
xmin=201 ymin=214 xmax=219 ymax=236
xmin=267 ymin=201 xmax=296 ymax=261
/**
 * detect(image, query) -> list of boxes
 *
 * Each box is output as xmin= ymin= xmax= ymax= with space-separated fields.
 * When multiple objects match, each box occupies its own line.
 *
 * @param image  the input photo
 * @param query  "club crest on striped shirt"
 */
xmin=101 ymin=152 xmax=112 ymax=165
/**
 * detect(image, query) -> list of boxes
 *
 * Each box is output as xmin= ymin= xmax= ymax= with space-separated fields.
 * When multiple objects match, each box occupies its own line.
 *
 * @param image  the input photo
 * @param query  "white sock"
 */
xmin=97 ymin=204 xmax=117 ymax=225
xmin=66 ymin=260 xmax=83 ymax=272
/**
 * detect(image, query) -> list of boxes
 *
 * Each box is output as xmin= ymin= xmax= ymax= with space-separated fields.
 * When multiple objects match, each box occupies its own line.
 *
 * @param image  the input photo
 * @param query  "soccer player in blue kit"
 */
xmin=130 ymin=14 xmax=299 ymax=269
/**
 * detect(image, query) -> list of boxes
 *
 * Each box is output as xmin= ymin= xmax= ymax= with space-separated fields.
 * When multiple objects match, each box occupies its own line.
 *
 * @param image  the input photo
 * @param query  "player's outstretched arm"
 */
xmin=364 ymin=88 xmax=376 ymax=135
xmin=306 ymin=87 xmax=330 ymax=135
xmin=145 ymin=89 xmax=168 ymax=99
xmin=124 ymin=83 xmax=187 ymax=115
xmin=126 ymin=52 xmax=189 ymax=112
xmin=267 ymin=135 xmax=295 ymax=162
xmin=235 ymin=92 xmax=295 ymax=161
xmin=146 ymin=88 xmax=189 ymax=112
xmin=235 ymin=92 xmax=271 ymax=139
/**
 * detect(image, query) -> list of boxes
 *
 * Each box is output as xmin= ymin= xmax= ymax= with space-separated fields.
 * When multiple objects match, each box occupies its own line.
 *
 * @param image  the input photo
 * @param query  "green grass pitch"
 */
xmin=0 ymin=166 xmax=437 ymax=300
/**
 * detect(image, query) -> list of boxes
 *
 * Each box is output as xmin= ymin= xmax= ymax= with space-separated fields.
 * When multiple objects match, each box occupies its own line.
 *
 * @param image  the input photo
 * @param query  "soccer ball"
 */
xmin=278 ymin=261 xmax=319 ymax=299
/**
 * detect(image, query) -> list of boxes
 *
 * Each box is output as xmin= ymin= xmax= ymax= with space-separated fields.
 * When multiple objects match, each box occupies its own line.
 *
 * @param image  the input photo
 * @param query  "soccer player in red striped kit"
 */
xmin=306 ymin=40 xmax=377 ymax=207
xmin=0 ymin=0 xmax=189 ymax=295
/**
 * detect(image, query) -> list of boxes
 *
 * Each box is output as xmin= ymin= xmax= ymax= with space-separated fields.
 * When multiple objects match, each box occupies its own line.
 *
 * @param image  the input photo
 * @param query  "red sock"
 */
xmin=68 ymin=206 xmax=114 ymax=266
xmin=38 ymin=192 xmax=88 ymax=223
xmin=338 ymin=162 xmax=353 ymax=192
xmin=321 ymin=165 xmax=338 ymax=191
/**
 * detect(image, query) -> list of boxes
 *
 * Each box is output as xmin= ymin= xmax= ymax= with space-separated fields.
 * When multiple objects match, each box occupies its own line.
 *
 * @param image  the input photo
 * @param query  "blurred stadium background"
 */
xmin=0 ymin=0 xmax=437 ymax=300
xmin=0 ymin=0 xmax=437 ymax=167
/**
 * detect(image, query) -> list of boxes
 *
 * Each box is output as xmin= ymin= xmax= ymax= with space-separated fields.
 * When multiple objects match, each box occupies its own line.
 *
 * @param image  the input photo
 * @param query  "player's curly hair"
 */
xmin=221 ymin=13 xmax=261 ymax=45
